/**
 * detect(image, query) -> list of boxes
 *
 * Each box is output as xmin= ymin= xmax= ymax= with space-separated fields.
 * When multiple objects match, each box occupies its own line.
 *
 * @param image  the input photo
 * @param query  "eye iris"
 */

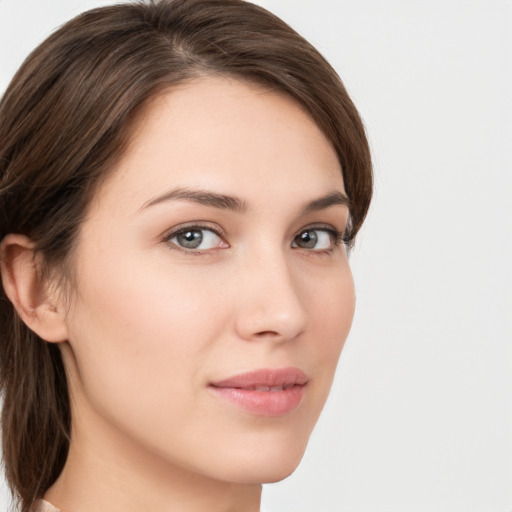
xmin=177 ymin=230 xmax=203 ymax=249
xmin=298 ymin=230 xmax=317 ymax=248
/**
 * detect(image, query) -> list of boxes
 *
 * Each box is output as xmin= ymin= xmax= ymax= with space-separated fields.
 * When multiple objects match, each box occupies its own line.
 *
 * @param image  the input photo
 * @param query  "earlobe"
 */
xmin=0 ymin=234 xmax=69 ymax=343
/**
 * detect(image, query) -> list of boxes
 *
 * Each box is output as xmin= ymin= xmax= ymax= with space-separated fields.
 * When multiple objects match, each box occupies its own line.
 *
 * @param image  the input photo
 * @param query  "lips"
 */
xmin=209 ymin=367 xmax=308 ymax=416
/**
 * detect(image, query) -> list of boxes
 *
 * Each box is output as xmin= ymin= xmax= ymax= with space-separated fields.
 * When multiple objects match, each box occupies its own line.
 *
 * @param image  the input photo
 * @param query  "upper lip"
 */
xmin=210 ymin=367 xmax=308 ymax=389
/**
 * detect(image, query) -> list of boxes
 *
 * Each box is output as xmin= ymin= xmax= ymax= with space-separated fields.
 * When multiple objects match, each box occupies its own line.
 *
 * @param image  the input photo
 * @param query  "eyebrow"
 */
xmin=140 ymin=187 xmax=350 ymax=215
xmin=301 ymin=190 xmax=351 ymax=214
xmin=141 ymin=187 xmax=248 ymax=213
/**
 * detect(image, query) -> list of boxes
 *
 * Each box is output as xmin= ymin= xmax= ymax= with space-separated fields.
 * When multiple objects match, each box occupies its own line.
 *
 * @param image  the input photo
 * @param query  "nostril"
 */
xmin=254 ymin=330 xmax=280 ymax=337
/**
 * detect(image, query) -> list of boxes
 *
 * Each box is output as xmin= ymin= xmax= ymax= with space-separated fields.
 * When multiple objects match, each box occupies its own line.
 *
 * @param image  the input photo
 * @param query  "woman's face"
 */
xmin=60 ymin=77 xmax=355 ymax=484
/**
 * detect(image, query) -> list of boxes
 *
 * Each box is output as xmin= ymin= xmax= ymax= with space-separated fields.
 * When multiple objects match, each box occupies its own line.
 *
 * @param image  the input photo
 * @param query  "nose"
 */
xmin=233 ymin=250 xmax=309 ymax=343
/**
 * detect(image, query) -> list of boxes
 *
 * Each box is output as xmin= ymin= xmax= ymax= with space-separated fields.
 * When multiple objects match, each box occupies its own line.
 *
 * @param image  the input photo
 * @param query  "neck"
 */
xmin=46 ymin=427 xmax=261 ymax=512
xmin=45 ymin=380 xmax=261 ymax=512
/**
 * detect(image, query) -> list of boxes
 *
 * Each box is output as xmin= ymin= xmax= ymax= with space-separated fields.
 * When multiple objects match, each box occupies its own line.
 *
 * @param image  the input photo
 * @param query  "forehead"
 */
xmin=92 ymin=77 xmax=344 ymax=214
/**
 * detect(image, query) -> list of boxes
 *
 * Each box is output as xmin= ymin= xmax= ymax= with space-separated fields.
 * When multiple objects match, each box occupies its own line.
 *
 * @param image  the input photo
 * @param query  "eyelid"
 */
xmin=160 ymin=221 xmax=346 ymax=254
xmin=297 ymin=223 xmax=344 ymax=238
xmin=162 ymin=222 xmax=228 ymax=253
xmin=292 ymin=224 xmax=345 ymax=250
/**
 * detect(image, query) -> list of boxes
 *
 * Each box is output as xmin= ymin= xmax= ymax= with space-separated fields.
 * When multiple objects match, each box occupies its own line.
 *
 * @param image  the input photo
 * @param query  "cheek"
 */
xmin=62 ymin=236 xmax=356 ymax=483
xmin=62 ymin=252 xmax=246 ymax=479
xmin=307 ymin=259 xmax=355 ymax=350
xmin=65 ymin=250 xmax=227 ymax=424
xmin=303 ymin=264 xmax=355 ymax=403
xmin=68 ymin=249 xmax=355 ymax=406
xmin=322 ymin=271 xmax=355 ymax=360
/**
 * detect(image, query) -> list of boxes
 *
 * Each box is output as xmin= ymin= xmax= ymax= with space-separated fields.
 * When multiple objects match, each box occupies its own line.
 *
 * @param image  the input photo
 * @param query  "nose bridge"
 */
xmin=234 ymin=242 xmax=308 ymax=342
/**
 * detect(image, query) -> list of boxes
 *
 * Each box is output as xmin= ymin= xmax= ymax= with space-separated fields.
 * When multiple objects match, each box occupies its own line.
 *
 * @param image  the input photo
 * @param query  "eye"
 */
xmin=291 ymin=227 xmax=341 ymax=251
xmin=165 ymin=225 xmax=227 ymax=251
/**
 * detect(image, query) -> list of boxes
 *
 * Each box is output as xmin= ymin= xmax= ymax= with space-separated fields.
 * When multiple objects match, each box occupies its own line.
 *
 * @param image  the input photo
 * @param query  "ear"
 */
xmin=0 ymin=234 xmax=69 ymax=343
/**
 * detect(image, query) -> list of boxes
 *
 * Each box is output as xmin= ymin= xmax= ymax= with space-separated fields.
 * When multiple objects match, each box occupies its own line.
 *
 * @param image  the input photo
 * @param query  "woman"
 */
xmin=0 ymin=1 xmax=372 ymax=511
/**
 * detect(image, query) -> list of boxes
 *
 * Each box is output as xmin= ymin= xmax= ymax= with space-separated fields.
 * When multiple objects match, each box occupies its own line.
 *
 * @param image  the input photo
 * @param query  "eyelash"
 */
xmin=306 ymin=226 xmax=345 ymax=251
xmin=162 ymin=223 xmax=226 ymax=255
xmin=162 ymin=223 xmax=345 ymax=255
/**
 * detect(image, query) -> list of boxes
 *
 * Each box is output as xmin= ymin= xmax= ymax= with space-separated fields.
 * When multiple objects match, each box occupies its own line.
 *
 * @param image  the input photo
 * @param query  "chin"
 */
xmin=225 ymin=461 xmax=302 ymax=485
xmin=205 ymin=411 xmax=319 ymax=485
xmin=214 ymin=439 xmax=308 ymax=485
xmin=259 ymin=465 xmax=300 ymax=484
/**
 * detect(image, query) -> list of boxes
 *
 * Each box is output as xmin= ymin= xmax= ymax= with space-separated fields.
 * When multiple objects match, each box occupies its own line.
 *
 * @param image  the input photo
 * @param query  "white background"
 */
xmin=1 ymin=1 xmax=511 ymax=511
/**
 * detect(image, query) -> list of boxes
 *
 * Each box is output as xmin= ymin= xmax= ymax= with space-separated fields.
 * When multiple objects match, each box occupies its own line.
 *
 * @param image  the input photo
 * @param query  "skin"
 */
xmin=5 ymin=77 xmax=356 ymax=512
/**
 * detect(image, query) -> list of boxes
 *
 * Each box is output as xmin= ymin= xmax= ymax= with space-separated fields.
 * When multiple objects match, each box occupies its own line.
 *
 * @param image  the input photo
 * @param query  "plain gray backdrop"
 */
xmin=1 ymin=1 xmax=511 ymax=511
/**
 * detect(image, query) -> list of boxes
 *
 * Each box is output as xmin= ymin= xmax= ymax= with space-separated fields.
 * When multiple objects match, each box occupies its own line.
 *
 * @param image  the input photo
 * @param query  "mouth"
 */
xmin=233 ymin=385 xmax=296 ymax=391
xmin=208 ymin=367 xmax=308 ymax=417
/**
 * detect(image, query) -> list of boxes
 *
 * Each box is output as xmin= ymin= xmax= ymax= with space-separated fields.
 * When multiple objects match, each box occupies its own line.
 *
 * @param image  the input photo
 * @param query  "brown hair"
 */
xmin=0 ymin=0 xmax=372 ymax=510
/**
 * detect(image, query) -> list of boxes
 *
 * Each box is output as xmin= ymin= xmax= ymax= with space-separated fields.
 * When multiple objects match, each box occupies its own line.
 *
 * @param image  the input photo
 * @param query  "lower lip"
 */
xmin=208 ymin=385 xmax=305 ymax=417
